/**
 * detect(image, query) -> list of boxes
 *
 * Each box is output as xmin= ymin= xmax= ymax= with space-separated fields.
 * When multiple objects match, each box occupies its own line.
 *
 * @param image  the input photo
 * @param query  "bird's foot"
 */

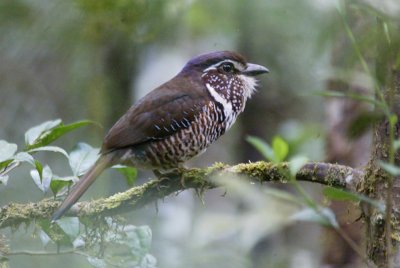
xmin=153 ymin=167 xmax=188 ymax=188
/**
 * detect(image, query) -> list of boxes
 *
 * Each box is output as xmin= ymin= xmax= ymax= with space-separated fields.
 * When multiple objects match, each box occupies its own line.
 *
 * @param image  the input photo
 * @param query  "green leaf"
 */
xmin=34 ymin=160 xmax=43 ymax=178
xmin=0 ymin=140 xmax=17 ymax=162
xmin=0 ymin=152 xmax=34 ymax=179
xmin=25 ymin=119 xmax=62 ymax=146
xmin=246 ymin=136 xmax=274 ymax=161
xmin=37 ymin=219 xmax=72 ymax=246
xmin=25 ymin=120 xmax=95 ymax=150
xmin=314 ymin=90 xmax=384 ymax=108
xmin=379 ymin=161 xmax=400 ymax=176
xmin=0 ymin=159 xmax=13 ymax=172
xmin=113 ymin=165 xmax=138 ymax=186
xmin=30 ymin=164 xmax=52 ymax=193
xmin=272 ymin=136 xmax=288 ymax=162
xmin=323 ymin=187 xmax=359 ymax=202
xmin=40 ymin=165 xmax=52 ymax=192
xmin=69 ymin=143 xmax=99 ymax=176
xmin=38 ymin=230 xmax=51 ymax=247
xmin=50 ymin=176 xmax=76 ymax=196
xmin=390 ymin=114 xmax=398 ymax=126
xmin=288 ymin=156 xmax=308 ymax=177
xmin=323 ymin=186 xmax=385 ymax=212
xmin=263 ymin=187 xmax=303 ymax=205
xmin=290 ymin=207 xmax=338 ymax=228
xmin=14 ymin=152 xmax=35 ymax=166
xmin=28 ymin=146 xmax=69 ymax=159
xmin=383 ymin=21 xmax=391 ymax=44
xmin=57 ymin=217 xmax=80 ymax=239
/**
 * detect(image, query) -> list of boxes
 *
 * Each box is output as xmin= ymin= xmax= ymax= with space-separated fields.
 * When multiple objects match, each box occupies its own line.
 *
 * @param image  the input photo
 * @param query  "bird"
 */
xmin=51 ymin=51 xmax=269 ymax=221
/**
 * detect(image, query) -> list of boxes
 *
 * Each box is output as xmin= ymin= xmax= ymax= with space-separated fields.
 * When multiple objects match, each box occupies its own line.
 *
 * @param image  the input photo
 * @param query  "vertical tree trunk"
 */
xmin=365 ymin=68 xmax=400 ymax=267
xmin=323 ymin=82 xmax=369 ymax=267
xmin=322 ymin=15 xmax=371 ymax=264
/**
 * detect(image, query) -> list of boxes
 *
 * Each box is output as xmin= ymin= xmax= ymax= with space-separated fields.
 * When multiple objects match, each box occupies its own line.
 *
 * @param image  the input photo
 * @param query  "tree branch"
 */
xmin=0 ymin=161 xmax=363 ymax=229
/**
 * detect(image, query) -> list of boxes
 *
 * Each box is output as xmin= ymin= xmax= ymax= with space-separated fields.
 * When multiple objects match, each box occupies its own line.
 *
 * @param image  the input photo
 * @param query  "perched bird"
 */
xmin=51 ymin=51 xmax=269 ymax=221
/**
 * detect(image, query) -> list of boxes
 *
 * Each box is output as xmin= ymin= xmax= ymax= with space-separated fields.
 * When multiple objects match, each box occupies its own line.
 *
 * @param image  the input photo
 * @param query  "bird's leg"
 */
xmin=152 ymin=169 xmax=178 ymax=192
xmin=177 ymin=165 xmax=189 ymax=188
xmin=152 ymin=169 xmax=168 ymax=192
xmin=153 ymin=166 xmax=189 ymax=188
xmin=152 ymin=169 xmax=165 ymax=179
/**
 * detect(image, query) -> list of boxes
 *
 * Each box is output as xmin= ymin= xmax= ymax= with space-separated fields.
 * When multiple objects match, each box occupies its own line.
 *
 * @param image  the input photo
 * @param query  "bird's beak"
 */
xmin=242 ymin=63 xmax=269 ymax=76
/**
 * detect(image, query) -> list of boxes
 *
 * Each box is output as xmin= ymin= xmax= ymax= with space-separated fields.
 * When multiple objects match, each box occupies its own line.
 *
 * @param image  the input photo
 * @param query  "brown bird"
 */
xmin=51 ymin=51 xmax=268 ymax=221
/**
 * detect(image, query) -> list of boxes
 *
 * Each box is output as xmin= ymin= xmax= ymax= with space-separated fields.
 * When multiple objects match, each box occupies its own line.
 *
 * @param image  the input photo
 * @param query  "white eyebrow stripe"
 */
xmin=203 ymin=60 xmax=245 ymax=73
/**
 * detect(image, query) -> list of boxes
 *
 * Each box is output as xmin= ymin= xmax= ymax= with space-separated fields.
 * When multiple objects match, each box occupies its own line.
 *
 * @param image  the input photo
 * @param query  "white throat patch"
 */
xmin=238 ymin=74 xmax=258 ymax=100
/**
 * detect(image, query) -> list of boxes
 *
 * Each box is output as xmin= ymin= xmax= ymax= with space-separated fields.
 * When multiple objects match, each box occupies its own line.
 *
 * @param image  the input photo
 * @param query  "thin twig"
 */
xmin=7 ymin=249 xmax=85 ymax=257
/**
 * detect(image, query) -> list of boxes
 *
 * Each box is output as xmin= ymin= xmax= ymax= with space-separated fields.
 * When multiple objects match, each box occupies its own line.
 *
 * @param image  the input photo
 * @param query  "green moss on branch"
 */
xmin=0 ymin=161 xmax=362 ymax=229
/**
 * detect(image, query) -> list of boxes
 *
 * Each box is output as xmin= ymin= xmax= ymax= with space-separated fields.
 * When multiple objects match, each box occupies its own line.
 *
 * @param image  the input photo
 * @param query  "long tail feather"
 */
xmin=51 ymin=154 xmax=112 ymax=222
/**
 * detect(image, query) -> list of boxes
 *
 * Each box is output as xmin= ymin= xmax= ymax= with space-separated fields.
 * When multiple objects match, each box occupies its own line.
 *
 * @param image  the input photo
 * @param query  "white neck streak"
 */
xmin=205 ymin=83 xmax=233 ymax=117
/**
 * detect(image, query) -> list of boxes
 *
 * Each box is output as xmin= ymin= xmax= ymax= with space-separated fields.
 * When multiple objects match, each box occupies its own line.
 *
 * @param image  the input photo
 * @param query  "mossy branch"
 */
xmin=0 ymin=161 xmax=363 ymax=229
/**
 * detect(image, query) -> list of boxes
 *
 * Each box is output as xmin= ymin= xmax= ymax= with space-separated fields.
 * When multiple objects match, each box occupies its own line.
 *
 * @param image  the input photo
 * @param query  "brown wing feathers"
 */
xmin=101 ymin=76 xmax=208 ymax=153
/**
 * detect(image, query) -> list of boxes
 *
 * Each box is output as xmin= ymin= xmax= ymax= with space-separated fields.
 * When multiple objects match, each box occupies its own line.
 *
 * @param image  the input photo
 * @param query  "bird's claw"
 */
xmin=153 ymin=167 xmax=188 ymax=189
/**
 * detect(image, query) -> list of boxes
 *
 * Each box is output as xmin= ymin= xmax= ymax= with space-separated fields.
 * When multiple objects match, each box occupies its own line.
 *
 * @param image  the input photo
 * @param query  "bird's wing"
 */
xmin=101 ymin=76 xmax=208 ymax=153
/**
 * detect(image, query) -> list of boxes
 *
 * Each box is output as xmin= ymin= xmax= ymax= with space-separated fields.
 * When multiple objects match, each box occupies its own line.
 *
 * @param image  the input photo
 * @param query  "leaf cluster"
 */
xmin=0 ymin=119 xmax=136 ymax=198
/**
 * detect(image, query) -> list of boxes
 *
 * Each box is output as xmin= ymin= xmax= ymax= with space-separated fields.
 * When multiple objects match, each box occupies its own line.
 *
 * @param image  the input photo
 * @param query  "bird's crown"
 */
xmin=182 ymin=51 xmax=247 ymax=73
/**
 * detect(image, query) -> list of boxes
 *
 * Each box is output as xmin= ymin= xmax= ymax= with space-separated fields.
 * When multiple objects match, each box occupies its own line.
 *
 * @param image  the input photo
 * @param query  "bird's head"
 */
xmin=181 ymin=51 xmax=269 ymax=113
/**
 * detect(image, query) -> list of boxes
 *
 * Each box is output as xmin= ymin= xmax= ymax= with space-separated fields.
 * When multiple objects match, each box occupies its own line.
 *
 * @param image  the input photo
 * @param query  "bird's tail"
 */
xmin=51 ymin=154 xmax=112 ymax=222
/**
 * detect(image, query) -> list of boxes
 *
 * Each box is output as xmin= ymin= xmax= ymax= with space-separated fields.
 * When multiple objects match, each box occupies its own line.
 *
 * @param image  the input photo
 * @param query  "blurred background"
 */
xmin=1 ymin=0 xmax=399 ymax=267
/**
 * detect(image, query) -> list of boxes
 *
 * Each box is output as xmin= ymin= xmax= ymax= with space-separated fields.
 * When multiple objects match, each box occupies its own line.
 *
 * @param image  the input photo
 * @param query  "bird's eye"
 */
xmin=220 ymin=63 xmax=235 ymax=73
